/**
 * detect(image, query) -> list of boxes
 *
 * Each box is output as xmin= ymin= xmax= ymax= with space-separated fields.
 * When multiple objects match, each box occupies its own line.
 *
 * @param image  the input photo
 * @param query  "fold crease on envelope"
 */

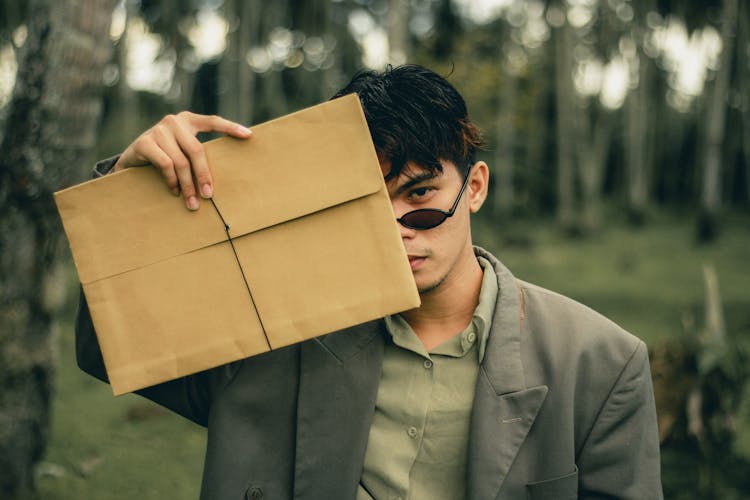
xmin=55 ymin=93 xmax=420 ymax=395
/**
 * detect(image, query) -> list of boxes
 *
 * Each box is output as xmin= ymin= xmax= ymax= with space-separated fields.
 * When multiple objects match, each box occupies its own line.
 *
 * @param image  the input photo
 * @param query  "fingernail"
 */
xmin=237 ymin=126 xmax=252 ymax=137
xmin=171 ymin=187 xmax=180 ymax=196
xmin=187 ymin=196 xmax=199 ymax=211
xmin=201 ymin=183 xmax=213 ymax=198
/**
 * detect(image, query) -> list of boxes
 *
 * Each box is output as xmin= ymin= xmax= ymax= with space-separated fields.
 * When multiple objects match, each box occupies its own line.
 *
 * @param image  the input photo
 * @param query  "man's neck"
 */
xmin=401 ymin=246 xmax=484 ymax=351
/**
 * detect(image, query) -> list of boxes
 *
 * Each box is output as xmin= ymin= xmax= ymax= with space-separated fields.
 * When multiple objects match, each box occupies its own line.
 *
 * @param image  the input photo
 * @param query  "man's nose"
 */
xmin=399 ymin=224 xmax=416 ymax=240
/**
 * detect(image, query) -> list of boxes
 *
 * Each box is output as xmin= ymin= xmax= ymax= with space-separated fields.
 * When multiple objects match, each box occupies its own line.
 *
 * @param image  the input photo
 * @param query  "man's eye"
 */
xmin=409 ymin=187 xmax=432 ymax=199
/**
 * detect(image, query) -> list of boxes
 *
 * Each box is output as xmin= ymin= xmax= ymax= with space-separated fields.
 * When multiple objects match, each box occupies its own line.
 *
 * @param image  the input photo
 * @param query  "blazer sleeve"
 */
xmin=75 ymin=288 xmax=233 ymax=427
xmin=93 ymin=156 xmax=118 ymax=177
xmin=577 ymin=341 xmax=663 ymax=499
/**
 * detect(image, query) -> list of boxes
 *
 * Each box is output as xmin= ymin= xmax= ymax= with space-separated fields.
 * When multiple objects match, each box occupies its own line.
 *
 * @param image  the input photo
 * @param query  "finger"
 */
xmin=153 ymin=124 xmax=199 ymax=210
xmin=113 ymin=143 xmax=151 ymax=172
xmin=171 ymin=117 xmax=214 ymax=199
xmin=126 ymin=137 xmax=180 ymax=195
xmin=147 ymin=148 xmax=181 ymax=196
xmin=179 ymin=111 xmax=252 ymax=139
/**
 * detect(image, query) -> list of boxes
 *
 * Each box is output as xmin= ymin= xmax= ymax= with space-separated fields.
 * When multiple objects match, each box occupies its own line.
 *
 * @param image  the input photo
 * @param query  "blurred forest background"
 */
xmin=0 ymin=0 xmax=749 ymax=498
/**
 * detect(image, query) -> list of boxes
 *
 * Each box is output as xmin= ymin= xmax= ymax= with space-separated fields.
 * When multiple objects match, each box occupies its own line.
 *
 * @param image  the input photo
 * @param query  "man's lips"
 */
xmin=408 ymin=255 xmax=426 ymax=270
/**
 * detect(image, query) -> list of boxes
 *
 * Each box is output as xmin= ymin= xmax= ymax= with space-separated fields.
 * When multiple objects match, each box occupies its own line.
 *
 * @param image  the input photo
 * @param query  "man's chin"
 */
xmin=416 ymin=275 xmax=447 ymax=295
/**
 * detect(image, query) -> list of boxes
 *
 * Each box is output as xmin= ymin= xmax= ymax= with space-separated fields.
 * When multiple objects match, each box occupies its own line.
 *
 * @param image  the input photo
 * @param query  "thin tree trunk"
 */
xmin=737 ymin=2 xmax=750 ymax=204
xmin=117 ymin=0 xmax=138 ymax=138
xmin=524 ymin=50 xmax=549 ymax=214
xmin=165 ymin=0 xmax=191 ymax=110
xmin=318 ymin=0 xmax=337 ymax=101
xmin=625 ymin=46 xmax=653 ymax=224
xmin=263 ymin=0 xmax=293 ymax=118
xmin=0 ymin=0 xmax=117 ymax=497
xmin=287 ymin=0 xmax=338 ymax=109
xmin=388 ymin=0 xmax=410 ymax=65
xmin=699 ymin=0 xmax=738 ymax=240
xmin=493 ymin=39 xmax=516 ymax=216
xmin=219 ymin=0 xmax=238 ymax=120
xmin=581 ymin=110 xmax=615 ymax=233
xmin=553 ymin=14 xmax=577 ymax=231
xmin=220 ymin=0 xmax=261 ymax=124
xmin=238 ymin=0 xmax=261 ymax=123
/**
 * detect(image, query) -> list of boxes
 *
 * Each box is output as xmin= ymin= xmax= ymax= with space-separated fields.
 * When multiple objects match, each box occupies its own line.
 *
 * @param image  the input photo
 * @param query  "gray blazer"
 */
xmin=76 ymin=247 xmax=663 ymax=499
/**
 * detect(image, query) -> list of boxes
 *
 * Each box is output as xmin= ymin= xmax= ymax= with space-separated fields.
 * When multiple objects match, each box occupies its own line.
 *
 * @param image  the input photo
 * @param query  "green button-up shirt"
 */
xmin=358 ymin=256 xmax=498 ymax=500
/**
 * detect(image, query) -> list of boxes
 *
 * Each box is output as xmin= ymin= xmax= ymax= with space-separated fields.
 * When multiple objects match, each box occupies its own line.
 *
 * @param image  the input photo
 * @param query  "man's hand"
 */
xmin=112 ymin=112 xmax=252 ymax=210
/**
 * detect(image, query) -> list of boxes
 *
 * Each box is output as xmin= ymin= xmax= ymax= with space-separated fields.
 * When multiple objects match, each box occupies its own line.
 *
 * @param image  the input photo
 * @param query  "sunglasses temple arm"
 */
xmin=447 ymin=167 xmax=473 ymax=216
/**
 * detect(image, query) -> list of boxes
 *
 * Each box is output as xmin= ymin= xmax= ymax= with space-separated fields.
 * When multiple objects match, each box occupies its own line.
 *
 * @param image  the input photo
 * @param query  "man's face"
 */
xmin=382 ymin=159 xmax=477 ymax=295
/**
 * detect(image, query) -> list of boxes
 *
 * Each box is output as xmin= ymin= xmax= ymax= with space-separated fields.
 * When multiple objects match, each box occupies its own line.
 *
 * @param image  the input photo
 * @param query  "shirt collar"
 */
xmin=383 ymin=255 xmax=498 ymax=363
xmin=472 ymin=255 xmax=499 ymax=362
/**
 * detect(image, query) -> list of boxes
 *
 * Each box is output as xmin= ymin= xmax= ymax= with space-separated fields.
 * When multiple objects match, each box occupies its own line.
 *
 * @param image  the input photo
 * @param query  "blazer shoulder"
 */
xmin=516 ymin=279 xmax=643 ymax=368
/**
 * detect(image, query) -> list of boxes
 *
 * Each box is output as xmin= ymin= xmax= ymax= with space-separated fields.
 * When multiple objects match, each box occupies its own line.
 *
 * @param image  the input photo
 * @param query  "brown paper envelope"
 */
xmin=55 ymin=93 xmax=420 ymax=395
xmin=232 ymin=189 xmax=418 ymax=348
xmin=84 ymin=242 xmax=267 ymax=394
xmin=53 ymin=165 xmax=228 ymax=285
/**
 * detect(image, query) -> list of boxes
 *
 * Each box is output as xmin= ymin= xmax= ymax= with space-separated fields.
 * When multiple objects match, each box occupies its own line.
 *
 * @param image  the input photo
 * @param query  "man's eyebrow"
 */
xmin=394 ymin=172 xmax=439 ymax=195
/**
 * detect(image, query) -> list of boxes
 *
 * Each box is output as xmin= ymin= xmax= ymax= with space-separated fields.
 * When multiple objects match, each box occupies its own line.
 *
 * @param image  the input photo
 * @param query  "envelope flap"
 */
xmin=54 ymin=167 xmax=228 ymax=284
xmin=205 ymin=94 xmax=384 ymax=237
xmin=54 ymin=95 xmax=382 ymax=284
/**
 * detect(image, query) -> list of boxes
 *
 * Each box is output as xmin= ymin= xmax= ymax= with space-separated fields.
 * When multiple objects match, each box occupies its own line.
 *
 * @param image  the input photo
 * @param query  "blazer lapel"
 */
xmin=468 ymin=248 xmax=549 ymax=500
xmin=468 ymin=379 xmax=548 ymax=500
xmin=293 ymin=321 xmax=385 ymax=500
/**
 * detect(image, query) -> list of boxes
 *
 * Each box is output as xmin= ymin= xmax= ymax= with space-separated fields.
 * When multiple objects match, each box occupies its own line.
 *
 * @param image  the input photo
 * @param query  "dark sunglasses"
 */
xmin=396 ymin=166 xmax=473 ymax=230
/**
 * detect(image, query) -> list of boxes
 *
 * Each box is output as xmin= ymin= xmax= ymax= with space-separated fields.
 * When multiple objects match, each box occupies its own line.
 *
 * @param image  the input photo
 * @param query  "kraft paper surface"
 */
xmin=55 ymin=94 xmax=420 ymax=395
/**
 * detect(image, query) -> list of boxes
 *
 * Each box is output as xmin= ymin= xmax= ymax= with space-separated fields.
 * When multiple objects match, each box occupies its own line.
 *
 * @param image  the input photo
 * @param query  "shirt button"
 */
xmin=467 ymin=332 xmax=477 ymax=343
xmin=423 ymin=359 xmax=433 ymax=369
xmin=245 ymin=486 xmax=263 ymax=500
xmin=407 ymin=426 xmax=418 ymax=438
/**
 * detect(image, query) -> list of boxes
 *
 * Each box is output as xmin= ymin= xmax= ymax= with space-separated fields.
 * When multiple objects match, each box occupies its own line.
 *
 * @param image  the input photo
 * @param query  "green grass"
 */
xmin=31 ymin=320 xmax=206 ymax=499
xmin=31 ymin=211 xmax=750 ymax=499
xmin=474 ymin=211 xmax=750 ymax=345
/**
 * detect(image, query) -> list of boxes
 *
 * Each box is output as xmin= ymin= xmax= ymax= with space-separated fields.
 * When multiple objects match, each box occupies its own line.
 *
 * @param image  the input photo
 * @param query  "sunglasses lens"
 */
xmin=399 ymin=210 xmax=447 ymax=229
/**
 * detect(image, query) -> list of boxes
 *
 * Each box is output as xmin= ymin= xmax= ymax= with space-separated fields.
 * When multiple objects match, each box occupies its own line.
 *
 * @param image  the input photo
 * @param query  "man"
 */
xmin=76 ymin=65 xmax=663 ymax=499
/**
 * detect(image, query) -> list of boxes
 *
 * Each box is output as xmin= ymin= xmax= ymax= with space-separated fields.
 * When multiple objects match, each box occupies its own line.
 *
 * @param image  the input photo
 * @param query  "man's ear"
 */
xmin=468 ymin=161 xmax=489 ymax=213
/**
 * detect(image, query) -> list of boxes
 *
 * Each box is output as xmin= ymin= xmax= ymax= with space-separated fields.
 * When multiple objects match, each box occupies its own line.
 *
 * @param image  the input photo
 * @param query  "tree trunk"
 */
xmin=493 ymin=35 xmax=516 ymax=216
xmin=287 ymin=0 xmax=340 ymax=109
xmin=580 ymin=110 xmax=615 ymax=233
xmin=116 ymin=0 xmax=139 ymax=139
xmin=524 ymin=50 xmax=550 ymax=214
xmin=553 ymin=13 xmax=577 ymax=232
xmin=737 ymin=2 xmax=750 ymax=204
xmin=698 ymin=0 xmax=738 ymax=241
xmin=0 ymin=0 xmax=116 ymax=497
xmin=168 ymin=0 xmax=198 ymax=111
xmin=257 ymin=0 xmax=288 ymax=120
xmin=388 ymin=0 xmax=410 ymax=65
xmin=220 ymin=0 xmax=261 ymax=124
xmin=625 ymin=45 xmax=653 ymax=224
xmin=219 ymin=0 xmax=238 ymax=120
xmin=239 ymin=0 xmax=261 ymax=123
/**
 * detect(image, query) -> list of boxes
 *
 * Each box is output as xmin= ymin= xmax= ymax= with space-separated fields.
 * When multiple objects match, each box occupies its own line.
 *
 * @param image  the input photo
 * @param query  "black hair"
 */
xmin=331 ymin=64 xmax=485 ymax=180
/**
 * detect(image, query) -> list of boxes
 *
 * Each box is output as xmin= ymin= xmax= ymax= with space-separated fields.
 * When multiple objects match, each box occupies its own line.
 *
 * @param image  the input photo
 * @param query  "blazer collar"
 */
xmin=474 ymin=246 xmax=527 ymax=394
xmin=468 ymin=247 xmax=549 ymax=500
xmin=294 ymin=321 xmax=385 ymax=500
